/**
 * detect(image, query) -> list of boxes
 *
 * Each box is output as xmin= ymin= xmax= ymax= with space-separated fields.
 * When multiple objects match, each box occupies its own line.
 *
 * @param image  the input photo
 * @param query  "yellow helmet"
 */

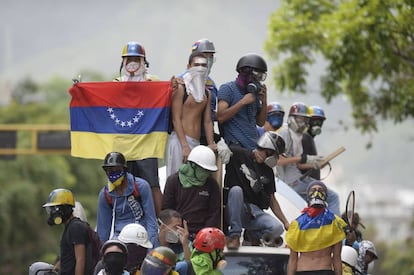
xmin=42 ymin=188 xmax=75 ymax=207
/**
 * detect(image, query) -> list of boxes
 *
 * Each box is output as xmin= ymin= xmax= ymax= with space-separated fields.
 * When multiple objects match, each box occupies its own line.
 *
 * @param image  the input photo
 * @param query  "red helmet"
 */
xmin=193 ymin=227 xmax=225 ymax=253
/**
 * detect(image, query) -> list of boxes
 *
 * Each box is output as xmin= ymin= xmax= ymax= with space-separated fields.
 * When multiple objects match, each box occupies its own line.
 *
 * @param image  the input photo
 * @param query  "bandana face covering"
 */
xmin=107 ymin=170 xmax=125 ymax=192
xmin=104 ymin=252 xmax=127 ymax=275
xmin=178 ymin=163 xmax=210 ymax=188
xmin=235 ymin=70 xmax=253 ymax=91
xmin=183 ymin=63 xmax=208 ymax=103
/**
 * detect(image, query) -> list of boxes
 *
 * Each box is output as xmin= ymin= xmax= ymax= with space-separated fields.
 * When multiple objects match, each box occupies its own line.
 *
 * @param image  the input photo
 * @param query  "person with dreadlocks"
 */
xmin=286 ymin=181 xmax=347 ymax=275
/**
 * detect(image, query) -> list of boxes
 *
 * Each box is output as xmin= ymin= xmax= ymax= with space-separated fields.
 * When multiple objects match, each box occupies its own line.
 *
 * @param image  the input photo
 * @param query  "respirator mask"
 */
xmin=288 ymin=116 xmax=309 ymax=134
xmin=246 ymin=70 xmax=267 ymax=94
xmin=158 ymin=218 xmax=181 ymax=244
xmin=46 ymin=205 xmax=72 ymax=226
xmin=267 ymin=114 xmax=284 ymax=130
xmin=309 ymin=119 xmax=324 ymax=136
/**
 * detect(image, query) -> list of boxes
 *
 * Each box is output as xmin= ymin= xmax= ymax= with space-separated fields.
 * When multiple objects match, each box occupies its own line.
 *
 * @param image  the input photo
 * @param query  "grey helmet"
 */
xmin=191 ymin=38 xmax=216 ymax=53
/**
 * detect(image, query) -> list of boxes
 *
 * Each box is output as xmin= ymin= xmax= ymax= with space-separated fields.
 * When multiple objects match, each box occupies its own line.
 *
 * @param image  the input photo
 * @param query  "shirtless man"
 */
xmin=166 ymin=52 xmax=216 ymax=176
xmin=286 ymin=181 xmax=346 ymax=275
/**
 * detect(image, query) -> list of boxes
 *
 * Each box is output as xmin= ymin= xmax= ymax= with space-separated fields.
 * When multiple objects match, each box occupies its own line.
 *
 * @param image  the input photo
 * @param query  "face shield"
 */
xmin=140 ymin=258 xmax=172 ymax=275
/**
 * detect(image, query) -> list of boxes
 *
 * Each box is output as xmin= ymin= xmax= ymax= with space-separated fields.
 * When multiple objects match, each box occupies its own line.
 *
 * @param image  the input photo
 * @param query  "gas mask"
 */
xmin=308 ymin=119 xmax=324 ymax=136
xmin=46 ymin=205 xmax=72 ymax=226
xmin=307 ymin=190 xmax=327 ymax=208
xmin=264 ymin=155 xmax=278 ymax=168
xmin=309 ymin=125 xmax=322 ymax=136
xmin=122 ymin=58 xmax=146 ymax=80
xmin=125 ymin=61 xmax=140 ymax=73
xmin=246 ymin=69 xmax=267 ymax=94
xmin=288 ymin=116 xmax=309 ymax=134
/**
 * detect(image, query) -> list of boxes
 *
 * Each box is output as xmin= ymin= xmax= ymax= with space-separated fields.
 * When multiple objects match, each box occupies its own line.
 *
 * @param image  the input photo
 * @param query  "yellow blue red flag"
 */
xmin=286 ymin=209 xmax=346 ymax=252
xmin=69 ymin=81 xmax=172 ymax=160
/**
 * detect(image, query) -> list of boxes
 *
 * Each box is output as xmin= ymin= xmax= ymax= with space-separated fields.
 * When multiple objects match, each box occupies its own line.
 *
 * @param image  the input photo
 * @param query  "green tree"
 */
xmin=265 ymin=0 xmax=414 ymax=133
xmin=0 ymin=75 xmax=105 ymax=274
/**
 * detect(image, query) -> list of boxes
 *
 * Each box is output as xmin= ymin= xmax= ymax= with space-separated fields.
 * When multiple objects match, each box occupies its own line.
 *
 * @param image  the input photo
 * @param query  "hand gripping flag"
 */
xmin=69 ymin=81 xmax=172 ymax=160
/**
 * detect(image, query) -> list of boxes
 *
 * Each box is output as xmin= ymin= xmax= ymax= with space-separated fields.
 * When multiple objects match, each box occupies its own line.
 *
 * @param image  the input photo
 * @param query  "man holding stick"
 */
xmin=276 ymin=102 xmax=341 ymax=215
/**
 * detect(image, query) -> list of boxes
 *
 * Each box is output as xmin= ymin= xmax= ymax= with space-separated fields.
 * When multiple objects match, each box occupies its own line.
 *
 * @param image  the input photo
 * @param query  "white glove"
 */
xmin=217 ymin=138 xmax=232 ymax=164
xmin=306 ymin=155 xmax=324 ymax=163
xmin=306 ymin=155 xmax=324 ymax=170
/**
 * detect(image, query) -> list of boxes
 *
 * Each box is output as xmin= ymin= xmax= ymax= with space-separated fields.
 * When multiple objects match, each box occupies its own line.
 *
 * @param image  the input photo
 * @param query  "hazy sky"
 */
xmin=1 ymin=0 xmax=414 ymax=222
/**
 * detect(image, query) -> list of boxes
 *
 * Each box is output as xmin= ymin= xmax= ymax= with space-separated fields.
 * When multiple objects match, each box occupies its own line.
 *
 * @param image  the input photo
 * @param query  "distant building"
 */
xmin=358 ymin=184 xmax=414 ymax=242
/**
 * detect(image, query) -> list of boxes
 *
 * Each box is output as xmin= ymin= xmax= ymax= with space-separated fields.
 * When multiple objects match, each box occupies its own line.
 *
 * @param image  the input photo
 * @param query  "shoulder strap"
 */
xmin=104 ymin=185 xmax=113 ymax=206
xmin=104 ymin=179 xmax=140 ymax=207
xmin=132 ymin=178 xmax=140 ymax=199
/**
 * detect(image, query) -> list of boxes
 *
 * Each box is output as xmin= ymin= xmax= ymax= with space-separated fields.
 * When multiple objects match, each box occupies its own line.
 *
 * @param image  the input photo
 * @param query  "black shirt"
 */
xmin=224 ymin=145 xmax=276 ymax=209
xmin=60 ymin=217 xmax=90 ymax=275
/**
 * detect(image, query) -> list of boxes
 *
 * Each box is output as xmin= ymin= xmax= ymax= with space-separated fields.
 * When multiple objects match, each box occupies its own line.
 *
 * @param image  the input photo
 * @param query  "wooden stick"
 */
xmin=300 ymin=146 xmax=345 ymax=179
xmin=320 ymin=146 xmax=346 ymax=168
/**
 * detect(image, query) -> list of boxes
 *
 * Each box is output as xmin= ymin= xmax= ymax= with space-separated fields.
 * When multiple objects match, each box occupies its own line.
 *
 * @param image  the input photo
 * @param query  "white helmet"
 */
xmin=29 ymin=262 xmax=56 ymax=275
xmin=187 ymin=145 xmax=218 ymax=172
xmin=341 ymin=245 xmax=358 ymax=268
xmin=118 ymin=223 xmax=153 ymax=248
xmin=257 ymin=131 xmax=286 ymax=155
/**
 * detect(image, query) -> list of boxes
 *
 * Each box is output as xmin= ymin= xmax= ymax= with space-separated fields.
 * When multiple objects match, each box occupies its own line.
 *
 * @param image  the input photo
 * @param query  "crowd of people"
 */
xmin=31 ymin=38 xmax=378 ymax=275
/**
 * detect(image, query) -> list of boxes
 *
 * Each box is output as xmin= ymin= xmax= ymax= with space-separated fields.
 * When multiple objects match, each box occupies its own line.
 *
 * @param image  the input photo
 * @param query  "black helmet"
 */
xmin=236 ymin=53 xmax=267 ymax=73
xmin=100 ymin=239 xmax=128 ymax=256
xmin=102 ymin=152 xmax=127 ymax=170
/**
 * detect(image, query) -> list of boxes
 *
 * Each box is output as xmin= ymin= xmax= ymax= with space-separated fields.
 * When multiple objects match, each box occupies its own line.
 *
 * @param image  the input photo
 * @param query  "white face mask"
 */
xmin=183 ymin=65 xmax=208 ymax=103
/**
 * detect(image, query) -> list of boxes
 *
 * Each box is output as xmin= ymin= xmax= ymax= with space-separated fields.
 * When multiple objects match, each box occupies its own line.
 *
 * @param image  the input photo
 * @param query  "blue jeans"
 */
xmin=175 ymin=260 xmax=190 ymax=275
xmin=225 ymin=186 xmax=284 ymax=240
xmin=289 ymin=177 xmax=341 ymax=215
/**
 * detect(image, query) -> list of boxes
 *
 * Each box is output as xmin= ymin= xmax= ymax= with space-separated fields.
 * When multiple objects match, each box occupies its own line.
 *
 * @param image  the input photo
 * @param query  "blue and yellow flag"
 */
xmin=69 ymin=81 xmax=172 ymax=160
xmin=286 ymin=209 xmax=346 ymax=252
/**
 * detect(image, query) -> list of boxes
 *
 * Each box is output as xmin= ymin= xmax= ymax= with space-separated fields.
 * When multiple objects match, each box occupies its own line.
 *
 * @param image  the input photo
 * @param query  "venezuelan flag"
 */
xmin=286 ymin=209 xmax=346 ymax=252
xmin=69 ymin=81 xmax=172 ymax=160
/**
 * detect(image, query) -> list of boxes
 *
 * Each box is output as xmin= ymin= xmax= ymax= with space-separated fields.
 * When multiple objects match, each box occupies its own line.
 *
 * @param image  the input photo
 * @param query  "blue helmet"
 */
xmin=309 ymin=105 xmax=326 ymax=120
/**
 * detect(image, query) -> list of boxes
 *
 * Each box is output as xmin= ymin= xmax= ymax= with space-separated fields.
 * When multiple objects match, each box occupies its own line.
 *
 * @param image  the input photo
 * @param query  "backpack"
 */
xmin=86 ymin=223 xmax=103 ymax=270
xmin=103 ymin=179 xmax=141 ymax=207
xmin=71 ymin=218 xmax=103 ymax=273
